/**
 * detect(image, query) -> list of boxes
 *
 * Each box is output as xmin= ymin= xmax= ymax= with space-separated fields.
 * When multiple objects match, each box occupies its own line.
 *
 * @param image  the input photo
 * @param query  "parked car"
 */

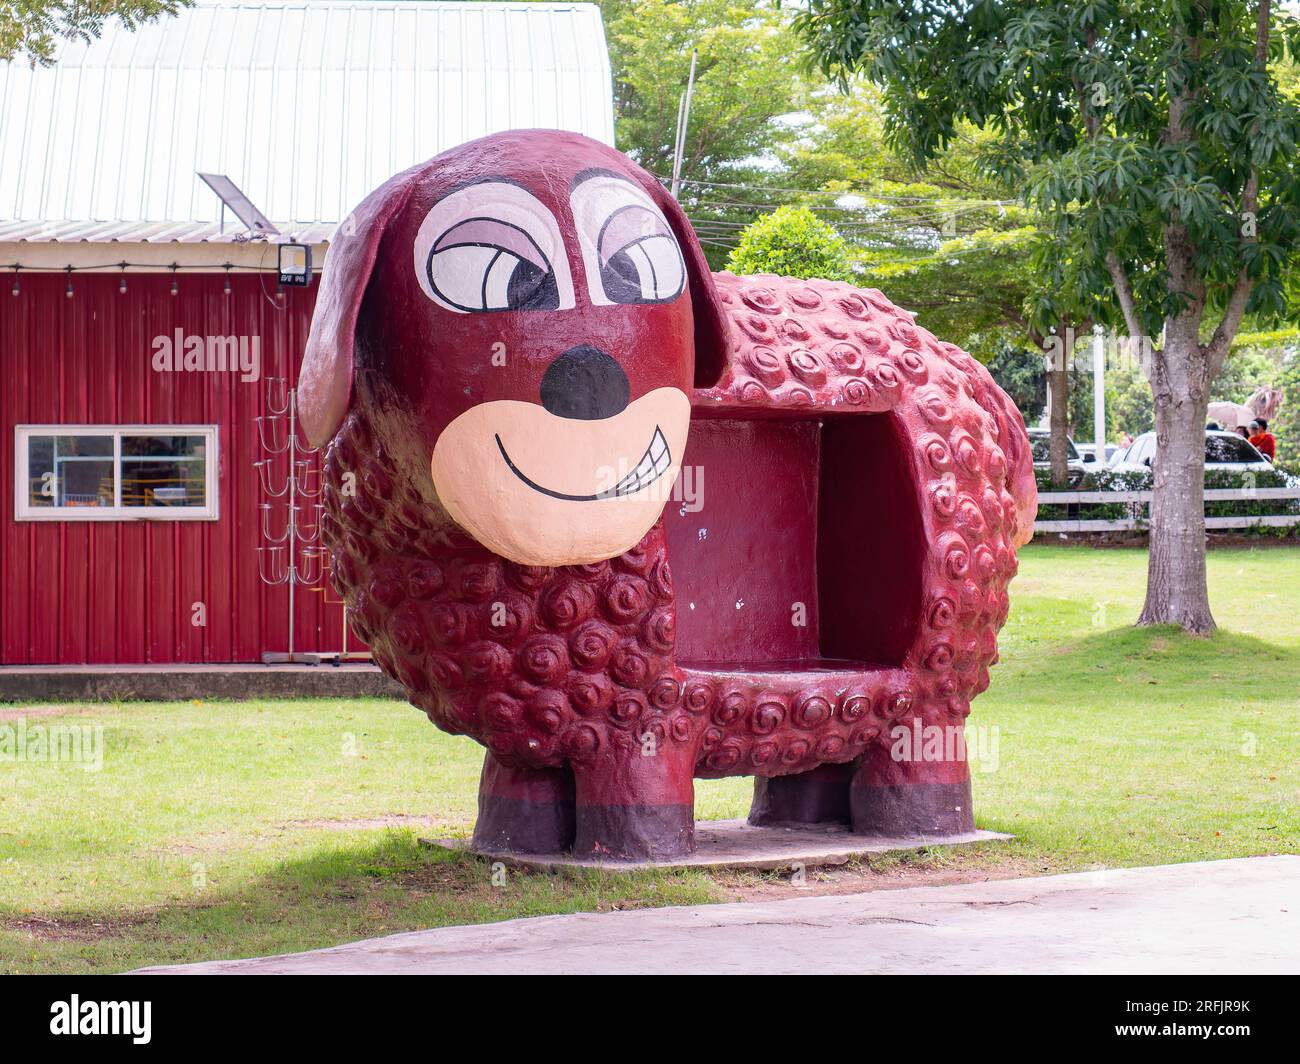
xmin=1110 ymin=430 xmax=1274 ymax=475
xmin=1028 ymin=428 xmax=1088 ymax=487
xmin=1076 ymin=442 xmax=1122 ymax=469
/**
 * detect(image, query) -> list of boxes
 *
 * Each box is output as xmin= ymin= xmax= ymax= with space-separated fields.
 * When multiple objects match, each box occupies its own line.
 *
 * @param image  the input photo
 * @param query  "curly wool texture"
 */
xmin=319 ymin=274 xmax=1036 ymax=779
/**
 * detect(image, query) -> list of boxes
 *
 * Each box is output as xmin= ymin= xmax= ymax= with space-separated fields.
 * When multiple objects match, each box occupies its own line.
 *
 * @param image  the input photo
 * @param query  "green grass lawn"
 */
xmin=2 ymin=543 xmax=1298 ymax=973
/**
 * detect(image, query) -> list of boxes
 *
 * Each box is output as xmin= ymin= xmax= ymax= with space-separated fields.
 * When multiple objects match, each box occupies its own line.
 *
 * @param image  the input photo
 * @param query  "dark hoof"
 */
xmin=849 ymin=777 xmax=975 ymax=837
xmin=573 ymin=804 xmax=695 ymax=861
xmin=472 ymin=793 xmax=576 ymax=855
xmin=748 ymin=764 xmax=853 ymax=827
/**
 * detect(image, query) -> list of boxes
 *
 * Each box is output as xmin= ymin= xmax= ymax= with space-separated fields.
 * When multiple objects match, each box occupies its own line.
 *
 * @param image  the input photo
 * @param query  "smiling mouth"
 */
xmin=495 ymin=427 xmax=672 ymax=501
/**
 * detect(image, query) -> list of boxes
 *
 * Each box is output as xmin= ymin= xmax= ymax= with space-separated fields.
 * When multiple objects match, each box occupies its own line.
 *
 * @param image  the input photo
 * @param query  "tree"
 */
xmin=780 ymin=89 xmax=1043 ymax=352
xmin=779 ymin=87 xmax=1087 ymax=484
xmin=1100 ymin=327 xmax=1295 ymax=442
xmin=799 ymin=0 xmax=1300 ymax=632
xmin=601 ymin=0 xmax=808 ymax=183
xmin=859 ymin=226 xmax=1039 ymax=355
xmin=725 ymin=205 xmax=857 ymax=281
xmin=599 ymin=0 xmax=816 ymax=267
xmin=1212 ymin=326 xmax=1298 ymax=401
xmin=1108 ymin=362 xmax=1158 ymax=439
xmin=0 ymin=0 xmax=185 ymax=64
xmin=984 ymin=338 xmax=1047 ymax=420
xmin=1276 ymin=352 xmax=1300 ymax=464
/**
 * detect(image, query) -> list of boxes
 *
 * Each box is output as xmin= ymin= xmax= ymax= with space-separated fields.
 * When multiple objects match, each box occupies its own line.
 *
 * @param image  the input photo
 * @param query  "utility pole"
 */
xmin=1093 ymin=325 xmax=1107 ymax=462
xmin=670 ymin=49 xmax=698 ymax=200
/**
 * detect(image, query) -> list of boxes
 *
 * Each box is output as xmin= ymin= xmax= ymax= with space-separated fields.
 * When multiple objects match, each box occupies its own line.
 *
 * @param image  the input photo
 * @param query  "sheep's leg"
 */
xmin=748 ymin=763 xmax=854 ymax=827
xmin=470 ymin=751 xmax=575 ymax=855
xmin=572 ymin=736 xmax=695 ymax=861
xmin=849 ymin=740 xmax=974 ymax=837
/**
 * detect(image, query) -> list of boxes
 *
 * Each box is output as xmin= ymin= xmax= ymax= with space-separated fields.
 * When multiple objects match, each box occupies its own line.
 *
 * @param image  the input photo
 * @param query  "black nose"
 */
xmin=539 ymin=345 xmax=631 ymax=420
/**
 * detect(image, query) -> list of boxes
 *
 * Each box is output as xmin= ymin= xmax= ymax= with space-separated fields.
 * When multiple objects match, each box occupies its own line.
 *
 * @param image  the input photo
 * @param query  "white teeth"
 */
xmin=612 ymin=427 xmax=671 ymax=496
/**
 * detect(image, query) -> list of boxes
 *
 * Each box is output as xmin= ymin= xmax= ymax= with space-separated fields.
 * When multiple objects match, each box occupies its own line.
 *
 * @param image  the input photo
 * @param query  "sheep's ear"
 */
xmin=636 ymin=173 xmax=731 ymax=388
xmin=299 ymin=168 xmax=422 ymax=447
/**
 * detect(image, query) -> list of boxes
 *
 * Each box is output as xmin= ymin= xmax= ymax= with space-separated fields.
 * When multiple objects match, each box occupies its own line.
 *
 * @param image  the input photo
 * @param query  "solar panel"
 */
xmin=196 ymin=173 xmax=281 ymax=236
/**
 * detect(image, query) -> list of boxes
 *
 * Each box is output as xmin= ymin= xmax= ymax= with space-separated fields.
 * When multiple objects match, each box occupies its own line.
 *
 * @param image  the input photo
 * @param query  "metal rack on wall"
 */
xmin=254 ymin=376 xmax=368 ymax=664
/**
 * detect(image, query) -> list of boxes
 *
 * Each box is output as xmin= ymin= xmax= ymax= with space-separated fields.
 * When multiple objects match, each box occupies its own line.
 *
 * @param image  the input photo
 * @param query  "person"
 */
xmin=1206 ymin=420 xmax=1222 ymax=431
xmin=1249 ymin=418 xmax=1277 ymax=462
xmin=1236 ymin=425 xmax=1251 ymax=439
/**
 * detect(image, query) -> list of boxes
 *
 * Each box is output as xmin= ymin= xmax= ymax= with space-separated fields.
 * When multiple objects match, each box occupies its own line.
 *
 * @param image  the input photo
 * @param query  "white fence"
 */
xmin=1035 ymin=487 xmax=1300 ymax=533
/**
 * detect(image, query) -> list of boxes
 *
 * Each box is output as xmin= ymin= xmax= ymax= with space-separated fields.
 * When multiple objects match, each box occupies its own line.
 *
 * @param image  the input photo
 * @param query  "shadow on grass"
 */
xmin=7 ymin=830 xmax=724 ymax=973
xmin=1007 ymin=624 xmax=1300 ymax=703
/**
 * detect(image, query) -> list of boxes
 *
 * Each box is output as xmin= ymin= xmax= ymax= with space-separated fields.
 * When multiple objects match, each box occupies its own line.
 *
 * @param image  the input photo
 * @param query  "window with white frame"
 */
xmin=15 ymin=426 xmax=218 ymax=520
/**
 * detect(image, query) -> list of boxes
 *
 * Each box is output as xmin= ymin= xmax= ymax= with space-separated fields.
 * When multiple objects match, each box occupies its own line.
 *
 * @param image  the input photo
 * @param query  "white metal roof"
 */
xmin=0 ymin=219 xmax=337 ymax=245
xmin=0 ymin=0 xmax=614 ymax=233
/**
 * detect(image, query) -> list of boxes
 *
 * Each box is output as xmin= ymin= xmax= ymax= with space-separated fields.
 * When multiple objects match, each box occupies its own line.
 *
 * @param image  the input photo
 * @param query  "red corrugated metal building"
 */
xmin=0 ymin=0 xmax=615 ymax=665
xmin=0 ymin=273 xmax=348 ymax=663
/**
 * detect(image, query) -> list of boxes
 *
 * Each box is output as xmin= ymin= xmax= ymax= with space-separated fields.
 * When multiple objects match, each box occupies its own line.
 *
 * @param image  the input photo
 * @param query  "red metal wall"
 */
xmin=0 ymin=272 xmax=350 ymax=664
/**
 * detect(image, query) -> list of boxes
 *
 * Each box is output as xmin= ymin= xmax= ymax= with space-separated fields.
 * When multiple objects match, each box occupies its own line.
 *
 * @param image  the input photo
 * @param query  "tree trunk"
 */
xmin=1048 ymin=360 xmax=1070 ymax=486
xmin=1138 ymin=330 xmax=1215 ymax=633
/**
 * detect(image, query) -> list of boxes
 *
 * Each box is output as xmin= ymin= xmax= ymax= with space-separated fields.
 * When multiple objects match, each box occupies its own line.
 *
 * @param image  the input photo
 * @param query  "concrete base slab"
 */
xmin=0 ymin=663 xmax=403 ymax=702
xmin=426 ymin=818 xmax=1010 ymax=872
xmin=132 ymin=855 xmax=1300 ymax=975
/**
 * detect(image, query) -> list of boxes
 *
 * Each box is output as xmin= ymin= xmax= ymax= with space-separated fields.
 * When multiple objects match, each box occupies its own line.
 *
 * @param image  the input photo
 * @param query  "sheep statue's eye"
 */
xmin=426 ymin=218 xmax=559 ymax=312
xmin=596 ymin=205 xmax=685 ymax=305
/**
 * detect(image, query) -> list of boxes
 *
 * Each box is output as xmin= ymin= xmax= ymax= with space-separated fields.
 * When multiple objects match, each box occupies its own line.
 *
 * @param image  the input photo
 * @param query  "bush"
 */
xmin=1035 ymin=467 xmax=1151 ymax=524
xmin=1034 ymin=463 xmax=1299 ymax=530
xmin=725 ymin=205 xmax=857 ymax=282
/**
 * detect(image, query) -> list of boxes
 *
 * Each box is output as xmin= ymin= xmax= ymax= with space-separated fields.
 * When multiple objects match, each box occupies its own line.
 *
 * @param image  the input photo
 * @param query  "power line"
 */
xmin=661 ymin=172 xmax=1022 ymax=208
xmin=683 ymin=196 xmax=1017 ymax=226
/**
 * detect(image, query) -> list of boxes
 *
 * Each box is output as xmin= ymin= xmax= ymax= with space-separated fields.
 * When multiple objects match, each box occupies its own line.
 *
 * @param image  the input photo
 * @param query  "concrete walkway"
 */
xmin=135 ymin=855 xmax=1300 ymax=975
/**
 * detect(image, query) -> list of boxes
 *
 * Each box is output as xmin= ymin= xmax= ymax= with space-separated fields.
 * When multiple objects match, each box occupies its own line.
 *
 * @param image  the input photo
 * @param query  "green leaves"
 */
xmin=796 ymin=0 xmax=1300 ymax=344
xmin=0 ymin=0 xmax=188 ymax=64
xmin=603 ymin=0 xmax=810 ymax=185
xmin=724 ymin=205 xmax=858 ymax=282
xmin=1155 ymin=175 xmax=1223 ymax=228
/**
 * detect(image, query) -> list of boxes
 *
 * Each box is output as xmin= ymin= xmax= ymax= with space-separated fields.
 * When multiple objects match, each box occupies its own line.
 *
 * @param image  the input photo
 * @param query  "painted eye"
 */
xmin=596 ymin=206 xmax=685 ymax=304
xmin=426 ymin=218 xmax=559 ymax=312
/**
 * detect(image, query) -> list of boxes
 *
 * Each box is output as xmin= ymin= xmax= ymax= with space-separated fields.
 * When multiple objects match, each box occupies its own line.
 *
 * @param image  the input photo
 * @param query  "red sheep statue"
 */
xmin=299 ymin=130 xmax=1037 ymax=862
